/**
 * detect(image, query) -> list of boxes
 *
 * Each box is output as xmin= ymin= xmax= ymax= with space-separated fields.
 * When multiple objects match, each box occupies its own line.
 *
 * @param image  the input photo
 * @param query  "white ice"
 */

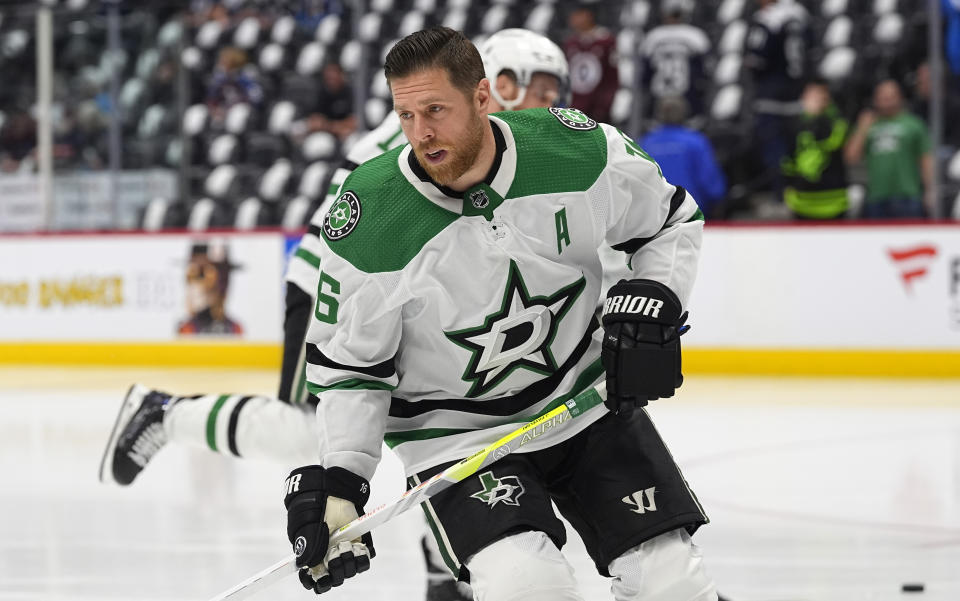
xmin=1 ymin=367 xmax=959 ymax=601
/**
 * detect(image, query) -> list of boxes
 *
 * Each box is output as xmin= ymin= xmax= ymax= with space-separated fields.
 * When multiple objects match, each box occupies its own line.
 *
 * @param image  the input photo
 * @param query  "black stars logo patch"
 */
xmin=445 ymin=261 xmax=585 ymax=398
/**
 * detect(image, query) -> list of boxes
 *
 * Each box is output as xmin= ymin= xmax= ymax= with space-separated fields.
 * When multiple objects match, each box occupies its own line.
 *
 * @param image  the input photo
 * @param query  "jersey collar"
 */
xmin=397 ymin=114 xmax=517 ymax=217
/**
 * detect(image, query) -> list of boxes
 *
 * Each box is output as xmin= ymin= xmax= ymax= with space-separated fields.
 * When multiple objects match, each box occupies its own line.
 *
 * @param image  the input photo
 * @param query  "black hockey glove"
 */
xmin=284 ymin=465 xmax=375 ymax=595
xmin=601 ymin=279 xmax=690 ymax=416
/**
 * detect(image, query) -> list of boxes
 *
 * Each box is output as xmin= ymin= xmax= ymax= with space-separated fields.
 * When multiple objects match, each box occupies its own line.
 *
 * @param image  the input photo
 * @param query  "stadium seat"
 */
xmin=819 ymin=46 xmax=856 ymax=81
xmin=359 ymin=13 xmax=383 ymax=42
xmin=156 ymin=16 xmax=180 ymax=46
xmin=138 ymin=104 xmax=170 ymax=139
xmin=365 ymin=97 xmax=389 ymax=126
xmin=873 ymin=0 xmax=897 ymax=16
xmin=316 ymin=15 xmax=343 ymax=45
xmin=415 ymin=0 xmax=438 ymax=12
xmin=299 ymin=161 xmax=332 ymax=201
xmin=717 ymin=0 xmax=747 ymax=25
xmin=195 ymin=20 xmax=223 ymax=50
xmin=714 ymin=53 xmax=743 ymax=86
xmin=621 ymin=0 xmax=651 ymax=28
xmin=524 ymin=3 xmax=554 ymax=34
xmin=187 ymin=197 xmax=232 ymax=231
xmin=225 ymin=103 xmax=254 ymax=135
xmin=207 ymin=134 xmax=241 ymax=166
xmin=719 ymin=20 xmax=748 ymax=55
xmin=183 ymin=104 xmax=209 ymax=137
xmin=617 ymin=30 xmax=637 ymax=57
xmin=823 ymin=15 xmax=853 ymax=48
xmin=443 ymin=10 xmax=468 ymax=32
xmin=873 ymin=13 xmax=904 ymax=45
xmin=259 ymin=159 xmax=294 ymax=202
xmin=268 ymin=101 xmax=298 ymax=135
xmin=339 ymin=40 xmax=363 ymax=72
xmin=481 ymin=5 xmax=509 ymax=34
xmin=398 ymin=11 xmax=426 ymax=38
xmin=281 ymin=195 xmax=313 ymax=230
xmin=259 ymin=43 xmax=286 ymax=73
xmin=205 ymin=164 xmax=240 ymax=200
xmin=233 ymin=17 xmax=261 ymax=49
xmin=296 ymin=42 xmax=326 ymax=76
xmin=371 ymin=0 xmax=396 ymax=13
xmin=301 ymin=132 xmax=338 ymax=162
xmin=821 ymin=0 xmax=849 ymax=18
xmin=947 ymin=150 xmax=960 ymax=182
xmin=234 ymin=197 xmax=263 ymax=230
xmin=711 ymin=84 xmax=742 ymax=121
xmin=272 ymin=15 xmax=297 ymax=46
xmin=610 ymin=88 xmax=633 ymax=126
xmin=370 ymin=68 xmax=391 ymax=98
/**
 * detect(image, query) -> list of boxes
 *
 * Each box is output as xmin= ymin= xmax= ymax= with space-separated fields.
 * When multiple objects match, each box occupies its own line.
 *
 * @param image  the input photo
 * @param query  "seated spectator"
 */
xmin=206 ymin=46 xmax=264 ymax=126
xmin=844 ymin=79 xmax=933 ymax=218
xmin=641 ymin=0 xmax=711 ymax=125
xmin=304 ymin=62 xmax=356 ymax=141
xmin=639 ymin=97 xmax=727 ymax=218
xmin=780 ymin=79 xmax=849 ymax=219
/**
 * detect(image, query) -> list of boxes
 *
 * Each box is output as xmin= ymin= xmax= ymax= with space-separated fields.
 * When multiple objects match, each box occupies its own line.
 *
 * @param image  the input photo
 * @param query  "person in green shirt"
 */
xmin=781 ymin=79 xmax=849 ymax=219
xmin=844 ymin=79 xmax=934 ymax=218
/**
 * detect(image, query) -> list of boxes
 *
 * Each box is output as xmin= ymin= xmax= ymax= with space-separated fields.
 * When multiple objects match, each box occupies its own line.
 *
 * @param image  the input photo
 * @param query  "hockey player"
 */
xmin=99 ymin=28 xmax=571 ymax=601
xmin=283 ymin=26 xmax=716 ymax=601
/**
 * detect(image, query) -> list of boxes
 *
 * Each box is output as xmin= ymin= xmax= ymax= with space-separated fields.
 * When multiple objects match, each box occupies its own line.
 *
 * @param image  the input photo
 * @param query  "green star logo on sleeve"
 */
xmin=323 ymin=191 xmax=362 ymax=240
xmin=445 ymin=260 xmax=586 ymax=398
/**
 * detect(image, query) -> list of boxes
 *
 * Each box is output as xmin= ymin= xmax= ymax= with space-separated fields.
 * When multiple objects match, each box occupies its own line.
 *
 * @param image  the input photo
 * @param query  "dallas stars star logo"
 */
xmin=445 ymin=261 xmax=585 ymax=398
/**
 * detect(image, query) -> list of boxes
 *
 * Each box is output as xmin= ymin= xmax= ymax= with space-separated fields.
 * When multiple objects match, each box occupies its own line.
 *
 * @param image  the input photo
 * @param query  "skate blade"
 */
xmin=97 ymin=384 xmax=147 ymax=485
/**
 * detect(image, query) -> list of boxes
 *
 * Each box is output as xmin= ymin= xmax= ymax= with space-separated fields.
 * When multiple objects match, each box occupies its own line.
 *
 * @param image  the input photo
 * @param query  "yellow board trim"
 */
xmin=0 ymin=342 xmax=282 ymax=368
xmin=0 ymin=344 xmax=958 ymax=377
xmin=685 ymin=348 xmax=960 ymax=378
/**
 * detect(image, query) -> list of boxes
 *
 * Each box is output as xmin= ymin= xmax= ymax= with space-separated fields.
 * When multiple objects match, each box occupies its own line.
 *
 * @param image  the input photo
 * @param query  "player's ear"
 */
xmin=476 ymin=78 xmax=491 ymax=113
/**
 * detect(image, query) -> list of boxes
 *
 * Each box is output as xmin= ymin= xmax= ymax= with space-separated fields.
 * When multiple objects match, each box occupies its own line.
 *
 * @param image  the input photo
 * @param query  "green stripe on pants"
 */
xmin=206 ymin=395 xmax=230 ymax=451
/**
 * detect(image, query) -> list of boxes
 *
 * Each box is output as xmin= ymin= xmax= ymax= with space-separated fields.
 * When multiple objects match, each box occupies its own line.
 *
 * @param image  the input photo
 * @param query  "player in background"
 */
xmin=99 ymin=28 xmax=570 ymax=601
xmin=283 ymin=26 xmax=715 ymax=600
xmin=640 ymin=0 xmax=711 ymax=126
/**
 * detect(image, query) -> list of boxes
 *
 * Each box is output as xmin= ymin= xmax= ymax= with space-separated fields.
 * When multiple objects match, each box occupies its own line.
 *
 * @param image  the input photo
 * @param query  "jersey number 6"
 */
xmin=314 ymin=271 xmax=341 ymax=324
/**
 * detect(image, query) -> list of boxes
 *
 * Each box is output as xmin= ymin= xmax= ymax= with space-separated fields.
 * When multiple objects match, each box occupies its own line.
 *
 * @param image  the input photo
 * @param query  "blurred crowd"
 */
xmin=0 ymin=0 xmax=957 ymax=223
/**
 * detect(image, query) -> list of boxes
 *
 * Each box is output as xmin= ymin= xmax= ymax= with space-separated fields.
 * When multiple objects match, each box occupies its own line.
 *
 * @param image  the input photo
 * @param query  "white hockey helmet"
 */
xmin=479 ymin=28 xmax=570 ymax=111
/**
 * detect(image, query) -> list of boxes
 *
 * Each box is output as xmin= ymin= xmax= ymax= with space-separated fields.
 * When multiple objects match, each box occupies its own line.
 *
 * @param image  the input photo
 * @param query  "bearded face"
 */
xmin=411 ymin=106 xmax=487 ymax=186
xmin=391 ymin=67 xmax=493 ymax=189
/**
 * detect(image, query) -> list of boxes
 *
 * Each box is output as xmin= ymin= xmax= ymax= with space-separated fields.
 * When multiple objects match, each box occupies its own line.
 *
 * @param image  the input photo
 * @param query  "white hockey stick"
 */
xmin=205 ymin=380 xmax=607 ymax=601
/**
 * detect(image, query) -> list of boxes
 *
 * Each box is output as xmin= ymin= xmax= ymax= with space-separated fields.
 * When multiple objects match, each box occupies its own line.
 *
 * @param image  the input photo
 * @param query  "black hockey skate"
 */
xmin=98 ymin=384 xmax=173 ymax=486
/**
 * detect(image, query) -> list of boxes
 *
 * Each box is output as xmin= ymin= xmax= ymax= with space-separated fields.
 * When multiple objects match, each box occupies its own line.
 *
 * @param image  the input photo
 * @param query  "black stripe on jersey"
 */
xmin=388 ymin=317 xmax=599 ymax=418
xmin=306 ymin=344 xmax=396 ymax=379
xmin=342 ymin=159 xmax=360 ymax=172
xmin=307 ymin=224 xmax=323 ymax=238
xmin=227 ymin=396 xmax=253 ymax=457
xmin=611 ymin=185 xmax=688 ymax=255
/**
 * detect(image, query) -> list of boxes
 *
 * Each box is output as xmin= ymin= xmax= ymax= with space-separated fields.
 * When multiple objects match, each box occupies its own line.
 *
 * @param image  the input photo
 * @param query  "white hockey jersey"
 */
xmin=286 ymin=112 xmax=406 ymax=300
xmin=304 ymin=108 xmax=703 ymax=479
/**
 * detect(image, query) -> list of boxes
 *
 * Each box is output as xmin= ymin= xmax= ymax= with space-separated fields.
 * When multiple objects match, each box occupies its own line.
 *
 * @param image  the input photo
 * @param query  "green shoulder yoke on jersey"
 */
xmin=322 ymin=146 xmax=459 ymax=274
xmin=493 ymin=108 xmax=608 ymax=198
